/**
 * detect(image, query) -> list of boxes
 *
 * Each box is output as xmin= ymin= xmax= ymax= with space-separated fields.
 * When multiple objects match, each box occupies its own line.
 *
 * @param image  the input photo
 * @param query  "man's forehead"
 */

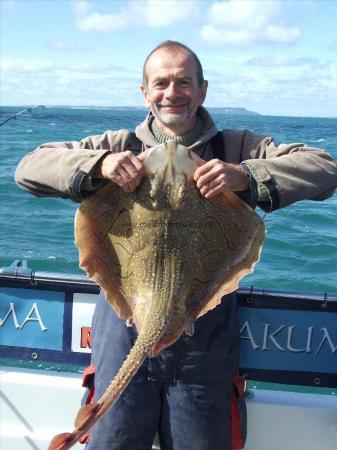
xmin=151 ymin=70 xmax=193 ymax=80
xmin=145 ymin=47 xmax=197 ymax=77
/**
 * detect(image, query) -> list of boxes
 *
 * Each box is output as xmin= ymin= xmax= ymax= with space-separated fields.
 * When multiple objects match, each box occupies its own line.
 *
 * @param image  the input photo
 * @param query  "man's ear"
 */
xmin=140 ymin=84 xmax=150 ymax=108
xmin=199 ymin=80 xmax=208 ymax=105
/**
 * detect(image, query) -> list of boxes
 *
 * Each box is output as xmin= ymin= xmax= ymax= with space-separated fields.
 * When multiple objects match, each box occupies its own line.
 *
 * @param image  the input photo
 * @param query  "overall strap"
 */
xmin=209 ymin=131 xmax=226 ymax=162
xmin=128 ymin=132 xmax=143 ymax=154
xmin=129 ymin=130 xmax=226 ymax=161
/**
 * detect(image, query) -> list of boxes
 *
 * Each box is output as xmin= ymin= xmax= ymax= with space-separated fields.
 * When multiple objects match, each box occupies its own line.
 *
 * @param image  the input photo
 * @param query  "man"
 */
xmin=15 ymin=41 xmax=337 ymax=450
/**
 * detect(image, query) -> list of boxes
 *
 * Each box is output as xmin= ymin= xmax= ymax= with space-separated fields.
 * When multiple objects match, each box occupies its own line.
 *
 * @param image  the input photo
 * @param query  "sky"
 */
xmin=1 ymin=0 xmax=337 ymax=117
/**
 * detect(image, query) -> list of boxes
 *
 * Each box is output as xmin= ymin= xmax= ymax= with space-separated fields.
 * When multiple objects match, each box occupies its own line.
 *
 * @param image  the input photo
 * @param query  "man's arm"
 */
xmin=15 ymin=129 xmax=140 ymax=201
xmin=241 ymin=137 xmax=337 ymax=211
xmin=194 ymin=130 xmax=337 ymax=212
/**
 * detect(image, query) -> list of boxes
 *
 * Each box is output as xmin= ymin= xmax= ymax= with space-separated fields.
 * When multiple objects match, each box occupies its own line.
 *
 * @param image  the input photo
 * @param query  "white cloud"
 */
xmin=0 ymin=57 xmax=143 ymax=106
xmin=78 ymin=11 xmax=128 ymax=32
xmin=201 ymin=52 xmax=337 ymax=116
xmin=132 ymin=0 xmax=198 ymax=28
xmin=72 ymin=0 xmax=127 ymax=31
xmin=47 ymin=40 xmax=90 ymax=52
xmin=72 ymin=0 xmax=198 ymax=31
xmin=0 ymin=58 xmax=54 ymax=72
xmin=201 ymin=0 xmax=301 ymax=47
xmin=264 ymin=24 xmax=301 ymax=45
xmin=245 ymin=55 xmax=319 ymax=68
xmin=208 ymin=0 xmax=280 ymax=27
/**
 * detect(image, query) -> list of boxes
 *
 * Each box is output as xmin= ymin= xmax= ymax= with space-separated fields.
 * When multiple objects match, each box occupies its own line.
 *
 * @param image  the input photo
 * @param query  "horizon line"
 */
xmin=1 ymin=104 xmax=336 ymax=120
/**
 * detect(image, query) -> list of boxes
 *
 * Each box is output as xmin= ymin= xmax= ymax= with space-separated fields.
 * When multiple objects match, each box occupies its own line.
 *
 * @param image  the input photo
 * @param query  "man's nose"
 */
xmin=165 ymin=81 xmax=178 ymax=99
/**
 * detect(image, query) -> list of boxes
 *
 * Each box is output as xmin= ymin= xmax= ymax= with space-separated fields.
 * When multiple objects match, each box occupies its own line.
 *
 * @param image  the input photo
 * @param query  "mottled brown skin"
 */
xmin=48 ymin=141 xmax=265 ymax=450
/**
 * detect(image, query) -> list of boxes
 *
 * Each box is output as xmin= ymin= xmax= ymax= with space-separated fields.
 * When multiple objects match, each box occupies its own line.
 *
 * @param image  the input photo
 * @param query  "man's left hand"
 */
xmin=193 ymin=159 xmax=250 ymax=199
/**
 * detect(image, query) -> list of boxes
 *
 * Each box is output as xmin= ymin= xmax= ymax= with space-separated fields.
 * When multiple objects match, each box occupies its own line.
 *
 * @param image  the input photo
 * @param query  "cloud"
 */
xmin=72 ymin=0 xmax=128 ymax=31
xmin=0 ymin=58 xmax=135 ymax=76
xmin=72 ymin=0 xmax=198 ymax=31
xmin=133 ymin=0 xmax=199 ymax=28
xmin=0 ymin=57 xmax=143 ymax=106
xmin=77 ymin=11 xmax=128 ymax=32
xmin=245 ymin=55 xmax=320 ymax=68
xmin=201 ymin=52 xmax=337 ymax=117
xmin=46 ymin=40 xmax=90 ymax=52
xmin=1 ymin=58 xmax=54 ymax=72
xmin=200 ymin=0 xmax=301 ymax=47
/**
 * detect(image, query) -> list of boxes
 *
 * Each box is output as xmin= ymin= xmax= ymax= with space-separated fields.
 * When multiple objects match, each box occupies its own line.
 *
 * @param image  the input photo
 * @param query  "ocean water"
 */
xmin=0 ymin=106 xmax=336 ymax=294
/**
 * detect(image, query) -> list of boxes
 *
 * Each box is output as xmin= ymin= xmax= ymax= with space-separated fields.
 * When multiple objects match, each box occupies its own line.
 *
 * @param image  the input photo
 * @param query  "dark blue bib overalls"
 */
xmin=86 ymin=290 xmax=241 ymax=450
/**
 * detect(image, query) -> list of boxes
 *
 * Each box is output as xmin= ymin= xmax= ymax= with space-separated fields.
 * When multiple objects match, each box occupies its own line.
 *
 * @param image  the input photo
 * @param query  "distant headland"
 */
xmin=207 ymin=107 xmax=260 ymax=116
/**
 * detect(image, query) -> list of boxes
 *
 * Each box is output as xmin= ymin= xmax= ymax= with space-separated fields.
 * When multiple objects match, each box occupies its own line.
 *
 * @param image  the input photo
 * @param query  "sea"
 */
xmin=0 ymin=106 xmax=336 ymax=294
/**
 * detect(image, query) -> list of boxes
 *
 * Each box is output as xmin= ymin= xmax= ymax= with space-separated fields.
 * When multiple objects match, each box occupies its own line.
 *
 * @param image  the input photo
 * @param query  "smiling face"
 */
xmin=141 ymin=47 xmax=208 ymax=136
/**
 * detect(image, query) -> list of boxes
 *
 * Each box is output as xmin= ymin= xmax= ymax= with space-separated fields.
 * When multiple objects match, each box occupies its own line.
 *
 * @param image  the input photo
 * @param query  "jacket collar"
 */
xmin=135 ymin=106 xmax=219 ymax=150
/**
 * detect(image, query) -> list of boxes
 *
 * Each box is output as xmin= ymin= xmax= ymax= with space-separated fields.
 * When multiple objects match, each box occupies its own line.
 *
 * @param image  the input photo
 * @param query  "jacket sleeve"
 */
xmin=15 ymin=130 xmax=132 ymax=202
xmin=239 ymin=131 xmax=337 ymax=212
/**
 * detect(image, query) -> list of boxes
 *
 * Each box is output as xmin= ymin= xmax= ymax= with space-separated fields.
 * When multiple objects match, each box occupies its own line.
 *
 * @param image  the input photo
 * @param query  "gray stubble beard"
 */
xmin=152 ymin=104 xmax=193 ymax=128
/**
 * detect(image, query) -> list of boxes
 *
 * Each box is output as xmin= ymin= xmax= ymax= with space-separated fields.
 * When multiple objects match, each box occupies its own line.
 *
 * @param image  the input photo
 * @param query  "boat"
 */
xmin=1 ymin=260 xmax=337 ymax=450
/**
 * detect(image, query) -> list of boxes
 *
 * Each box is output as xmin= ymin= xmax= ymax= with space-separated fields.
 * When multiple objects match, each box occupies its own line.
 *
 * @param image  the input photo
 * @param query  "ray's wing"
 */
xmin=75 ymin=183 xmax=134 ymax=321
xmin=187 ymin=191 xmax=265 ymax=320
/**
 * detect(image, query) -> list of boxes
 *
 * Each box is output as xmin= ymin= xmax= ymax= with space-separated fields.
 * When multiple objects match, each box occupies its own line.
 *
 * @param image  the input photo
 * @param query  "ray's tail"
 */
xmin=47 ymin=316 xmax=165 ymax=450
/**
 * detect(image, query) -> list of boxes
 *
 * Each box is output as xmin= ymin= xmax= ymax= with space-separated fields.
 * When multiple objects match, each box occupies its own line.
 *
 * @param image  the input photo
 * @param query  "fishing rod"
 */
xmin=0 ymin=105 xmax=45 ymax=127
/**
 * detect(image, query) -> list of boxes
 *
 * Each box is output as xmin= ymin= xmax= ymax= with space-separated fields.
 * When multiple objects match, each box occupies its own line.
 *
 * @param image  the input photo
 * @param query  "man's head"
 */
xmin=141 ymin=41 xmax=208 ymax=136
xmin=142 ymin=41 xmax=205 ymax=88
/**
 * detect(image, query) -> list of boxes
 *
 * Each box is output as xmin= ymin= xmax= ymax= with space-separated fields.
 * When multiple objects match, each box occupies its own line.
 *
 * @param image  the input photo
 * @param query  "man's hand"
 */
xmin=94 ymin=151 xmax=145 ymax=193
xmin=194 ymin=159 xmax=250 ymax=199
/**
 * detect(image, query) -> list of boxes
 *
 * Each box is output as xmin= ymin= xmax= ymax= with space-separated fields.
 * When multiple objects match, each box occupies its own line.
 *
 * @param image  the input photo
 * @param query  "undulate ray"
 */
xmin=48 ymin=141 xmax=265 ymax=450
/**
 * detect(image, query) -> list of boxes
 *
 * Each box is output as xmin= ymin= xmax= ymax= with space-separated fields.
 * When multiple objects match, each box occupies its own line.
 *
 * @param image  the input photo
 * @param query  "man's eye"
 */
xmin=180 ymin=80 xmax=191 ymax=87
xmin=154 ymin=81 xmax=166 ymax=88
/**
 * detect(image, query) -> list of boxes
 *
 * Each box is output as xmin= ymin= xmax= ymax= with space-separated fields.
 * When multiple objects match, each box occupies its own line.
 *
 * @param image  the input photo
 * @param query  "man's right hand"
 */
xmin=94 ymin=151 xmax=145 ymax=193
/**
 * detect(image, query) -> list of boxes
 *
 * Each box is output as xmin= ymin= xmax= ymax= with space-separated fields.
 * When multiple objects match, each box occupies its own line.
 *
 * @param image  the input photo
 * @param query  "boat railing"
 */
xmin=1 ymin=260 xmax=337 ymax=388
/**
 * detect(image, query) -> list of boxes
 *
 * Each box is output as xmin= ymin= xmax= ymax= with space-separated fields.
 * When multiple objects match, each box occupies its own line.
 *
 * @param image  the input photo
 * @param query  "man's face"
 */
xmin=141 ymin=48 xmax=207 ymax=132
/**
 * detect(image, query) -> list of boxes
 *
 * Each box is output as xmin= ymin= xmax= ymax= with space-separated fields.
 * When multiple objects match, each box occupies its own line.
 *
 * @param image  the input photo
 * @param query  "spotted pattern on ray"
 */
xmin=48 ymin=141 xmax=265 ymax=450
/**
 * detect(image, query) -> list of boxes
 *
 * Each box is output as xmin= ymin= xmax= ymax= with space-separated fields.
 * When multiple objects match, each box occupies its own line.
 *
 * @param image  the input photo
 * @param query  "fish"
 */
xmin=48 ymin=141 xmax=265 ymax=450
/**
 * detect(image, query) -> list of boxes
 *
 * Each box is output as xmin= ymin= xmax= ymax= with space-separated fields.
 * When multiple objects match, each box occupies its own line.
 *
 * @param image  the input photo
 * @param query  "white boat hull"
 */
xmin=1 ymin=366 xmax=337 ymax=450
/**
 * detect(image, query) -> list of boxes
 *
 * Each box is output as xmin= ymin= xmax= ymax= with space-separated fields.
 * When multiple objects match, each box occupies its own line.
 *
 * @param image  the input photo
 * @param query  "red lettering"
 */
xmin=81 ymin=326 xmax=92 ymax=349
